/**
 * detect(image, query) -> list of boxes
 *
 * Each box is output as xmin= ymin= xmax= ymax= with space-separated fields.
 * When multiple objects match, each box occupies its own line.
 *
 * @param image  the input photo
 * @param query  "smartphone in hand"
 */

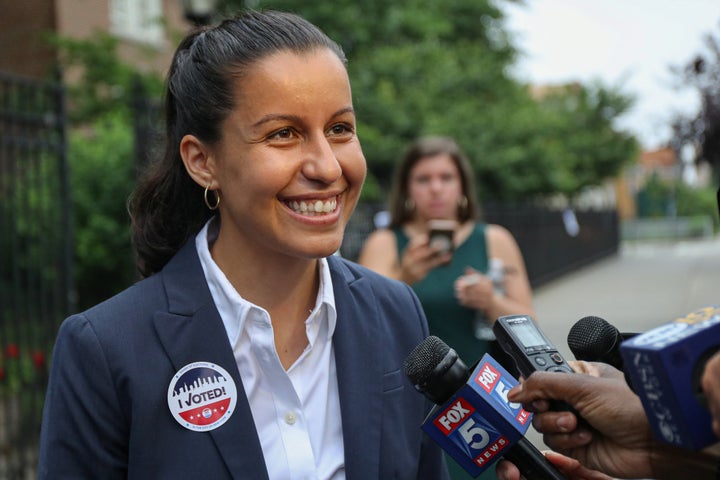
xmin=427 ymin=219 xmax=458 ymax=256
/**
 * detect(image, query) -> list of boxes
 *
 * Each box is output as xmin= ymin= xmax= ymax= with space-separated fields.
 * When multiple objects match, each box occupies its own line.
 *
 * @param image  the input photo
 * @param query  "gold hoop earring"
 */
xmin=404 ymin=198 xmax=415 ymax=214
xmin=457 ymin=195 xmax=468 ymax=217
xmin=204 ymin=184 xmax=220 ymax=211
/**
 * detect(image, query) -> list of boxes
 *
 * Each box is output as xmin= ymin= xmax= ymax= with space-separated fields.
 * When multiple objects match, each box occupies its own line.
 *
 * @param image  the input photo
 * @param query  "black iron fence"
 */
xmin=0 ymin=71 xmax=72 ymax=479
xmin=130 ymin=76 xmax=163 ymax=177
xmin=341 ymin=202 xmax=619 ymax=289
xmin=483 ymin=203 xmax=619 ymax=287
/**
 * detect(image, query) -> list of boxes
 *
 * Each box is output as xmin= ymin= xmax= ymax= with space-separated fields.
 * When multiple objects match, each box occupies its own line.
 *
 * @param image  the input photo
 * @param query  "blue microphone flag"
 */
xmin=620 ymin=306 xmax=720 ymax=450
xmin=420 ymin=353 xmax=532 ymax=477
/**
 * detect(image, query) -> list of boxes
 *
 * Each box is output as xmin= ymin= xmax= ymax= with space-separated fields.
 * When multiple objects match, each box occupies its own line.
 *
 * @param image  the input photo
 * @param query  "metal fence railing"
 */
xmin=483 ymin=203 xmax=619 ymax=287
xmin=0 ymin=70 xmax=72 ymax=480
xmin=341 ymin=202 xmax=619 ymax=289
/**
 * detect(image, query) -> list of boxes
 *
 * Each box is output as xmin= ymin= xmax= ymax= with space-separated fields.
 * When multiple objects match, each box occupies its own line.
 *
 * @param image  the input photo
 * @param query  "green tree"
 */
xmin=502 ymin=82 xmax=638 ymax=199
xmin=69 ymin=112 xmax=138 ymax=309
xmin=49 ymin=32 xmax=163 ymax=122
xmin=50 ymin=33 xmax=163 ymax=308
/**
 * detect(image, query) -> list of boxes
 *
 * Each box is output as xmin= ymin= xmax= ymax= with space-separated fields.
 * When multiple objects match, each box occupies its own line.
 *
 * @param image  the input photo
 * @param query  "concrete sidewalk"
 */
xmin=533 ymin=236 xmax=720 ymax=359
xmin=524 ymin=236 xmax=720 ymax=449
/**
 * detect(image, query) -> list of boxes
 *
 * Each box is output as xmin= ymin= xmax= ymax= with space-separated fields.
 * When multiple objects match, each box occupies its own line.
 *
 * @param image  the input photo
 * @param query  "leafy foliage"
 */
xmin=50 ymin=34 xmax=162 ymax=308
xmin=636 ymin=173 xmax=718 ymax=230
xmin=0 ymin=343 xmax=47 ymax=398
xmin=674 ymin=181 xmax=718 ymax=227
xmin=47 ymin=32 xmax=163 ymax=122
xmin=69 ymin=112 xmax=138 ymax=309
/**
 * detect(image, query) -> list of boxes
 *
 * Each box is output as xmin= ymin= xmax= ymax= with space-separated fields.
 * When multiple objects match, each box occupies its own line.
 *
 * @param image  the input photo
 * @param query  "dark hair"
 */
xmin=387 ymin=136 xmax=480 ymax=227
xmin=128 ymin=11 xmax=346 ymax=277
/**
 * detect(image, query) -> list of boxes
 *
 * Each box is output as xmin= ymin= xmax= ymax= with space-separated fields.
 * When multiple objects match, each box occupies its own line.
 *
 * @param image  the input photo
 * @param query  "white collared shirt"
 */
xmin=196 ymin=219 xmax=345 ymax=480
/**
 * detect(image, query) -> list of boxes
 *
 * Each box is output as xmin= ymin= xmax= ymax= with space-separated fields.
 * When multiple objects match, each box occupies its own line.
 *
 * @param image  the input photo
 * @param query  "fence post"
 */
xmin=55 ymin=66 xmax=76 ymax=315
xmin=131 ymin=75 xmax=161 ymax=178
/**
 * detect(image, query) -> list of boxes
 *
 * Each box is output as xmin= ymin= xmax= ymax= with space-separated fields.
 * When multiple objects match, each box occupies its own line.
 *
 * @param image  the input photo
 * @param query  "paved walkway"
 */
xmin=524 ymin=236 xmax=720 ymax=449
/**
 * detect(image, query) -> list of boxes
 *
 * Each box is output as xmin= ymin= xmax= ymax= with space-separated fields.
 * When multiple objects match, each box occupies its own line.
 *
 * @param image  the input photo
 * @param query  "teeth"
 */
xmin=288 ymin=197 xmax=337 ymax=215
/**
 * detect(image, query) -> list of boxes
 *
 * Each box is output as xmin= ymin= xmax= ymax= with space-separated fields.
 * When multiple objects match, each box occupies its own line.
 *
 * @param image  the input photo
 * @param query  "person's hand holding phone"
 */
xmin=397 ymin=220 xmax=456 ymax=285
xmin=427 ymin=219 xmax=456 ymax=259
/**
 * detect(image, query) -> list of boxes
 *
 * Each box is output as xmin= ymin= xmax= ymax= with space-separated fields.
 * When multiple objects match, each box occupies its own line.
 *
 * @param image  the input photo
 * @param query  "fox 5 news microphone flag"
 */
xmin=420 ymin=354 xmax=532 ymax=476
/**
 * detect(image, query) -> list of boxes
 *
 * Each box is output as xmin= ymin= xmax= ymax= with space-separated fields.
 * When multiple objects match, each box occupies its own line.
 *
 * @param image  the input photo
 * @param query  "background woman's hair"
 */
xmin=387 ymin=136 xmax=480 ymax=228
xmin=128 ymin=10 xmax=346 ymax=277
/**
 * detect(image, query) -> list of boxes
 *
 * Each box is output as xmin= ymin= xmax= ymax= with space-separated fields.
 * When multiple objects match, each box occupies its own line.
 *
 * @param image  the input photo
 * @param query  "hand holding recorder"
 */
xmin=493 ymin=311 xmax=720 ymax=480
xmin=498 ymin=362 xmax=719 ymax=480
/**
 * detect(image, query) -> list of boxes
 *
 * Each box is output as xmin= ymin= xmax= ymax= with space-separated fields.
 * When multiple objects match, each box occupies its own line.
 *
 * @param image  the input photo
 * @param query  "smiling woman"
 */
xmin=38 ymin=11 xmax=448 ymax=480
xmin=179 ymin=47 xmax=365 ymax=270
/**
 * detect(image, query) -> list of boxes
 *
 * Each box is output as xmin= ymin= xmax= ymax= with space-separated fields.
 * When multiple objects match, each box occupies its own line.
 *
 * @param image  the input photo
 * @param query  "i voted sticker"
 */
xmin=167 ymin=362 xmax=237 ymax=432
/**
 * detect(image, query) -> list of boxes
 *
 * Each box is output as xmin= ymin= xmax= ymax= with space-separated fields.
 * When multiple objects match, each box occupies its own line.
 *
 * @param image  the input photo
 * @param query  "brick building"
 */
xmin=0 ymin=0 xmax=191 ymax=80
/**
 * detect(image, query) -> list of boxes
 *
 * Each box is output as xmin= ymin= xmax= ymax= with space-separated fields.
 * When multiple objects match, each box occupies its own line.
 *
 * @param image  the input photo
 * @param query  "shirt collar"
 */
xmin=195 ymin=217 xmax=337 ymax=346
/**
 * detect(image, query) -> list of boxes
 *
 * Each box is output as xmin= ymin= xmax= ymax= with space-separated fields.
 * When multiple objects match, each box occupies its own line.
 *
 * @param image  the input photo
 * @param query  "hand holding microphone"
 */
xmin=499 ymin=309 xmax=720 ymax=480
xmin=497 ymin=451 xmax=614 ymax=480
xmin=572 ymin=307 xmax=720 ymax=450
xmin=495 ymin=362 xmax=634 ymax=480
xmin=702 ymin=351 xmax=720 ymax=437
xmin=403 ymin=336 xmax=565 ymax=480
xmin=501 ymin=361 xmax=719 ymax=480
xmin=489 ymin=315 xmax=650 ymax=479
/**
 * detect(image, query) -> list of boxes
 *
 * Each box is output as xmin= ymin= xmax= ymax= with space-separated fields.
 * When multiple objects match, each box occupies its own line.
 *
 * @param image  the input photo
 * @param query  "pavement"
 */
xmin=523 ymin=236 xmax=720 ymax=449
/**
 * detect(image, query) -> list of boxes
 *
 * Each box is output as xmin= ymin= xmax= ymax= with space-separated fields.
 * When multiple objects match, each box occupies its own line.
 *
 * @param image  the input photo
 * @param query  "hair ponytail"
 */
xmin=128 ymin=11 xmax=346 ymax=277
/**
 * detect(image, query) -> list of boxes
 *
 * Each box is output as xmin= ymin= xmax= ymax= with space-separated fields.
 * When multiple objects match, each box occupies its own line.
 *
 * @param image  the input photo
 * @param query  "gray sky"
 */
xmin=504 ymin=0 xmax=720 ymax=150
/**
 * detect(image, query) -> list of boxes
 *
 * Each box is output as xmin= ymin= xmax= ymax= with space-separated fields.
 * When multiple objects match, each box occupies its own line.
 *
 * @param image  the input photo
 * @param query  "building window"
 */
xmin=110 ymin=0 xmax=163 ymax=45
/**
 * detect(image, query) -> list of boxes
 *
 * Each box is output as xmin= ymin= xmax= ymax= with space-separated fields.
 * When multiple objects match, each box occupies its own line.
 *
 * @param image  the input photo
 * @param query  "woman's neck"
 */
xmin=211 ymin=235 xmax=320 ymax=370
xmin=210 ymin=231 xmax=319 ymax=315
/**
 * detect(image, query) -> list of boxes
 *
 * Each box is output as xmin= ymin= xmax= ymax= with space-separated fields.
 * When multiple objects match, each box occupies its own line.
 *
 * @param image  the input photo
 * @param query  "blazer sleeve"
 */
xmin=38 ymin=314 xmax=129 ymax=479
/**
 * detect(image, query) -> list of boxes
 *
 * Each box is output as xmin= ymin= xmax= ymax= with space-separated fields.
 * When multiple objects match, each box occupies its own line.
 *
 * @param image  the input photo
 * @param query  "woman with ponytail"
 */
xmin=38 ymin=11 xmax=448 ymax=479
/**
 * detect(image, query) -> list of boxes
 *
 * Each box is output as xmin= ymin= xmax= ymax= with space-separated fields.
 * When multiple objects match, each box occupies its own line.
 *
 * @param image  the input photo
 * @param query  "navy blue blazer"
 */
xmin=38 ymin=239 xmax=450 ymax=479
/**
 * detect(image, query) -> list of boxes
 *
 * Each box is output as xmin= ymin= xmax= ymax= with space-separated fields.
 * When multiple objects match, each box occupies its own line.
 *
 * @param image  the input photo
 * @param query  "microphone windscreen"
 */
xmin=403 ymin=335 xmax=450 ymax=386
xmin=567 ymin=315 xmax=620 ymax=361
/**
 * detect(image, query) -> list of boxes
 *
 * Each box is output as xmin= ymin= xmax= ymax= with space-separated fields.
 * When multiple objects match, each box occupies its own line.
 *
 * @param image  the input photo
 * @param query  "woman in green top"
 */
xmin=358 ymin=136 xmax=535 ymax=480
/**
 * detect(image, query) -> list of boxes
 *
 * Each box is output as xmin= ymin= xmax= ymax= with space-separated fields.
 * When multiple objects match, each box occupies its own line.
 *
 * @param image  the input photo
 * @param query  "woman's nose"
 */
xmin=302 ymin=136 xmax=342 ymax=183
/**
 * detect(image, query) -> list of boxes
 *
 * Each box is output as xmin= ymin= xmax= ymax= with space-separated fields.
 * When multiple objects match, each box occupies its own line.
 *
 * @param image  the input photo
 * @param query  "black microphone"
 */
xmin=567 ymin=315 xmax=637 ymax=370
xmin=404 ymin=336 xmax=565 ymax=480
xmin=569 ymin=309 xmax=720 ymax=450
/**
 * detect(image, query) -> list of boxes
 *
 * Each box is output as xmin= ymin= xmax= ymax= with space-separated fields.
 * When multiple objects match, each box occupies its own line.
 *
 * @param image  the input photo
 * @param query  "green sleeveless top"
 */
xmin=395 ymin=223 xmax=500 ymax=480
xmin=393 ymin=223 xmax=494 ymax=367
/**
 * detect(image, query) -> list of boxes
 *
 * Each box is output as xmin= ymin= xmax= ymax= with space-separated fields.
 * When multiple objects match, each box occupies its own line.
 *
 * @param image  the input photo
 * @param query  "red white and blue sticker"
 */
xmin=167 ymin=362 xmax=237 ymax=432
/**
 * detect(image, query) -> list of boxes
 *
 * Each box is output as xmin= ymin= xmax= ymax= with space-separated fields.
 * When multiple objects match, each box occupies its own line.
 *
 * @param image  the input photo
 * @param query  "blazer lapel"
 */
xmin=329 ymin=257 xmax=383 ymax=480
xmin=153 ymin=240 xmax=269 ymax=480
